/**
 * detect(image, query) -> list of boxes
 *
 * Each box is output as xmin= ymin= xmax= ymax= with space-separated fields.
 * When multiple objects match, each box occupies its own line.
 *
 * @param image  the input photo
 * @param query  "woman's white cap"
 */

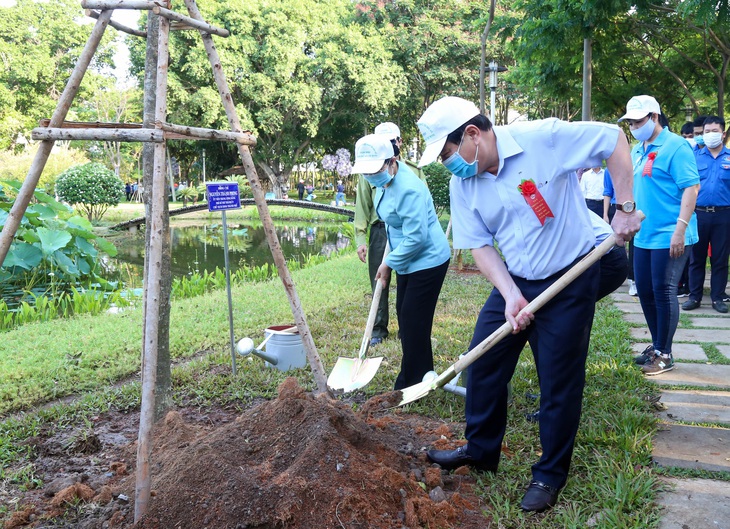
xmin=351 ymin=134 xmax=395 ymax=174
xmin=618 ymin=95 xmax=661 ymax=122
xmin=374 ymin=121 xmax=401 ymax=140
xmin=417 ymin=96 xmax=480 ymax=167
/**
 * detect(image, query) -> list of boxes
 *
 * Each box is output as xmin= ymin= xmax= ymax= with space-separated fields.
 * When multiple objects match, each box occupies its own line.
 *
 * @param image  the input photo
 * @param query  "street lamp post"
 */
xmin=489 ymin=61 xmax=508 ymax=124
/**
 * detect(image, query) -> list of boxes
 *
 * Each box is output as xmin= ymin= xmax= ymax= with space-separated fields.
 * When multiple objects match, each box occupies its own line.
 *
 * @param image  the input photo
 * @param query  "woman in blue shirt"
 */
xmin=619 ymin=96 xmax=700 ymax=375
xmin=351 ymin=133 xmax=451 ymax=389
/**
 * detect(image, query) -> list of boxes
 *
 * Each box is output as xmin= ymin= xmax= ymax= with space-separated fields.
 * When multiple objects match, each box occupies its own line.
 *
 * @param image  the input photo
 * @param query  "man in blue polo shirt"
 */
xmin=683 ymin=116 xmax=730 ymax=313
xmin=416 ymin=97 xmax=640 ymax=513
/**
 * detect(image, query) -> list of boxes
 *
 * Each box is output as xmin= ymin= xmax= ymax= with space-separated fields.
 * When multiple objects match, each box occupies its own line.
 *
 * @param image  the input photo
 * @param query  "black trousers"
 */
xmin=464 ymin=257 xmax=600 ymax=489
xmin=689 ymin=208 xmax=730 ymax=302
xmin=367 ymin=222 xmax=390 ymax=339
xmin=597 ymin=244 xmax=629 ymax=301
xmin=393 ymin=259 xmax=450 ymax=390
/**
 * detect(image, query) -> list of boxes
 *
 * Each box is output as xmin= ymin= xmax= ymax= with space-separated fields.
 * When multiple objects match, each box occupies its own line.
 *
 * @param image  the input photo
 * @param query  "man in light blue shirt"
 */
xmin=415 ymin=96 xmax=640 ymax=513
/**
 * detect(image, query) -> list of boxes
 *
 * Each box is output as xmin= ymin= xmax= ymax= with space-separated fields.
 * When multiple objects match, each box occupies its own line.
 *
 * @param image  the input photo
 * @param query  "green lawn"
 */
xmin=0 ymin=253 xmax=665 ymax=527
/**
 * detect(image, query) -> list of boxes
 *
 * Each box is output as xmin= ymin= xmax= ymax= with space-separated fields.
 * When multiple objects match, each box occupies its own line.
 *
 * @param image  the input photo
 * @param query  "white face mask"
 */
xmin=630 ymin=117 xmax=656 ymax=142
xmin=704 ymin=132 xmax=724 ymax=149
xmin=685 ymin=137 xmax=697 ymax=149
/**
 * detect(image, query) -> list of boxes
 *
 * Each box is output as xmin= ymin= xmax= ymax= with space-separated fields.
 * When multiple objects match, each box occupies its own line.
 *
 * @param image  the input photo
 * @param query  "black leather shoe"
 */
xmin=426 ymin=445 xmax=496 ymax=472
xmin=682 ymin=299 xmax=701 ymax=311
xmin=520 ymin=480 xmax=560 ymax=512
xmin=712 ymin=300 xmax=729 ymax=313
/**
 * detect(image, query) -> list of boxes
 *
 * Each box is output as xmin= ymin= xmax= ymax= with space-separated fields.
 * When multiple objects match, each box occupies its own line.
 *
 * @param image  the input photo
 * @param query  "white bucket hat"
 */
xmin=417 ymin=96 xmax=480 ymax=167
xmin=351 ymin=134 xmax=395 ymax=174
xmin=374 ymin=121 xmax=401 ymax=140
xmin=618 ymin=95 xmax=661 ymax=122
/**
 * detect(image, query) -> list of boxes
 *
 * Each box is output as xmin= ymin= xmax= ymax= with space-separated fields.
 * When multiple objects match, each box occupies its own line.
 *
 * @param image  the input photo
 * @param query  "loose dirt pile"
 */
xmin=4 ymin=378 xmax=490 ymax=528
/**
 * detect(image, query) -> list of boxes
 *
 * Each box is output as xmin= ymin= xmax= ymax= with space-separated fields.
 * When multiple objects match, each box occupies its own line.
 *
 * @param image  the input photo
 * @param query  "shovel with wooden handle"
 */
xmin=327 ymin=248 xmax=389 ymax=392
xmin=397 ymin=232 xmax=624 ymax=406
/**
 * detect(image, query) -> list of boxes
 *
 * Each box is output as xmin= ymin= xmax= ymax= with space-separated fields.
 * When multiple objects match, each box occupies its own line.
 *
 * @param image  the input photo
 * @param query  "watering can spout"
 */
xmin=236 ymin=337 xmax=279 ymax=365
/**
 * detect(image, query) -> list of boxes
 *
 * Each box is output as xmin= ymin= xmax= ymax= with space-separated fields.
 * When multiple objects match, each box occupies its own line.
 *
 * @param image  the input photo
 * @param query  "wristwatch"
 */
xmin=616 ymin=200 xmax=636 ymax=213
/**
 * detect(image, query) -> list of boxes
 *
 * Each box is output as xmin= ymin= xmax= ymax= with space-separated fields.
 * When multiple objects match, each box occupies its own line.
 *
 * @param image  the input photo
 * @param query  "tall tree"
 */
xmin=0 ymin=0 xmax=114 ymax=150
xmin=130 ymin=0 xmax=403 ymax=197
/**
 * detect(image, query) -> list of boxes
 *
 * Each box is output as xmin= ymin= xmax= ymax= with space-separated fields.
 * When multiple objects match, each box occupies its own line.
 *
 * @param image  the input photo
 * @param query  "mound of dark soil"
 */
xmin=4 ymin=378 xmax=489 ymax=528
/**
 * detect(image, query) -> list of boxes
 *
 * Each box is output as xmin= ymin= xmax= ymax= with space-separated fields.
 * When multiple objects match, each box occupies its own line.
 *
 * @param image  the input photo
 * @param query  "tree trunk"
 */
xmin=141 ymin=13 xmax=172 ymax=421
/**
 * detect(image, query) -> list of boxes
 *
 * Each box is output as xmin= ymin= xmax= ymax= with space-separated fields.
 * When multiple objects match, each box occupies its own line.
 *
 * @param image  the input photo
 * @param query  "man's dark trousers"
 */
xmin=688 ymin=208 xmax=730 ymax=302
xmin=464 ymin=259 xmax=600 ymax=489
xmin=368 ymin=222 xmax=389 ymax=340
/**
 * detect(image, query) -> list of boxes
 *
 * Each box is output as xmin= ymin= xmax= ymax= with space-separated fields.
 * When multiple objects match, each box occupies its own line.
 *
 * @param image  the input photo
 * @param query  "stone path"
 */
xmin=610 ymin=280 xmax=730 ymax=529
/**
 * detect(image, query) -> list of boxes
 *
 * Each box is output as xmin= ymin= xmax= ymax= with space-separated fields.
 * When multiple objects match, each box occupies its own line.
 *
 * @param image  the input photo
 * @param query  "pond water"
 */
xmin=108 ymin=220 xmax=351 ymax=285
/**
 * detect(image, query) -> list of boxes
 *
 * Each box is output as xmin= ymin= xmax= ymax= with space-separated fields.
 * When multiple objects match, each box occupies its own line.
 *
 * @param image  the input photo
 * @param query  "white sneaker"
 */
xmin=628 ymin=280 xmax=637 ymax=296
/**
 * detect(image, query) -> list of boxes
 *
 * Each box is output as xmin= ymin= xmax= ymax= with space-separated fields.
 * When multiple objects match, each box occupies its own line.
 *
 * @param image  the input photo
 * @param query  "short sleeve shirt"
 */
xmin=450 ymin=118 xmax=620 ymax=280
xmin=695 ymin=146 xmax=730 ymax=207
xmin=631 ymin=127 xmax=699 ymax=249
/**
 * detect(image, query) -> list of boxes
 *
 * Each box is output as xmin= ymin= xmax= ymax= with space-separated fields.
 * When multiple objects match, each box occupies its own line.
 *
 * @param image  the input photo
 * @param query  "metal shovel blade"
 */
xmin=327 ymin=356 xmax=383 ymax=392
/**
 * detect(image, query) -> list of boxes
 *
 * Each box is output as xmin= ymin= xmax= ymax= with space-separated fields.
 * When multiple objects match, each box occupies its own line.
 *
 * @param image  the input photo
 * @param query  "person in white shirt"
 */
xmin=415 ymin=96 xmax=640 ymax=513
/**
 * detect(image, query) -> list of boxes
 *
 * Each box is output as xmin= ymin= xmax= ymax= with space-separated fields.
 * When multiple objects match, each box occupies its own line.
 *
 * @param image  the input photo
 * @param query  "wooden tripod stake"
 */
xmin=0 ymin=0 xmax=330 ymax=521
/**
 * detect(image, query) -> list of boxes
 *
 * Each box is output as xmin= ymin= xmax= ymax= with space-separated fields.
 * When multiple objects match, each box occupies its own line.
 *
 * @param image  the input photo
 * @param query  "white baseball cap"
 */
xmin=351 ymin=134 xmax=395 ymax=174
xmin=417 ymin=96 xmax=481 ymax=167
xmin=374 ymin=122 xmax=401 ymax=140
xmin=618 ymin=95 xmax=661 ymax=122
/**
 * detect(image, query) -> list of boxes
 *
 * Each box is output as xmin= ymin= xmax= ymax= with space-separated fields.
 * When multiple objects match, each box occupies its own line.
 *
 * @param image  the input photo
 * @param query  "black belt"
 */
xmin=696 ymin=206 xmax=730 ymax=213
xmin=585 ymin=198 xmax=603 ymax=202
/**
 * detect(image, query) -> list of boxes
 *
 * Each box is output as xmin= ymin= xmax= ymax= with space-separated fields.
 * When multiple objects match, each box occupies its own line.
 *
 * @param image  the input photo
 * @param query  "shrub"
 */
xmin=424 ymin=163 xmax=451 ymax=215
xmin=55 ymin=163 xmax=124 ymax=222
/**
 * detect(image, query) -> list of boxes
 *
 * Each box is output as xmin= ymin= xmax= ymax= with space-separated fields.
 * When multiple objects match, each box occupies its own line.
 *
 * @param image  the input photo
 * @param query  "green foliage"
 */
xmin=0 ymin=0 xmax=115 ymax=150
xmin=130 ymin=0 xmax=405 ymax=192
xmin=0 ymin=180 xmax=118 ymax=294
xmin=424 ymin=163 xmax=451 ymax=215
xmin=0 ymin=146 xmax=89 ymax=194
xmin=55 ymin=163 xmax=125 ymax=222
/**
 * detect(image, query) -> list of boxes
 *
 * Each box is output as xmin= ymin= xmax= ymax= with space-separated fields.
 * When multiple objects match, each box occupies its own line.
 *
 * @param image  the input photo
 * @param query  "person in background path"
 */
xmin=297 ymin=179 xmax=305 ymax=200
xmin=580 ymin=166 xmax=606 ymax=217
xmin=683 ymin=116 xmax=730 ymax=314
xmin=125 ymin=182 xmax=132 ymax=201
xmin=417 ymin=96 xmax=640 ymax=513
xmin=621 ymin=96 xmax=700 ymax=375
xmin=352 ymin=133 xmax=450 ymax=388
xmin=692 ymin=115 xmax=709 ymax=152
xmin=605 ymin=169 xmax=636 ymax=295
xmin=675 ymin=122 xmax=697 ymax=297
xmin=335 ymin=180 xmax=345 ymax=206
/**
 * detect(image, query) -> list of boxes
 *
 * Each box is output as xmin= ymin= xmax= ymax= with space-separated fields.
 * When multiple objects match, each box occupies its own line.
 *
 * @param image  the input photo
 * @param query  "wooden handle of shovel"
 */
xmin=452 ymin=233 xmax=620 ymax=376
xmin=358 ymin=245 xmax=390 ymax=360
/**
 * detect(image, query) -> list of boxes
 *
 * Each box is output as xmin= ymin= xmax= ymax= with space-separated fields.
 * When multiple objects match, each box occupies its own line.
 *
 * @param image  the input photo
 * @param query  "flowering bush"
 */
xmin=55 ymin=163 xmax=125 ymax=222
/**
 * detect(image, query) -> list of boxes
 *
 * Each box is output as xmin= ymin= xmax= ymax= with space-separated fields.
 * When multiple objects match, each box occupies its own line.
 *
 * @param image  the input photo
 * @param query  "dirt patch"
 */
xmin=3 ymin=378 xmax=489 ymax=528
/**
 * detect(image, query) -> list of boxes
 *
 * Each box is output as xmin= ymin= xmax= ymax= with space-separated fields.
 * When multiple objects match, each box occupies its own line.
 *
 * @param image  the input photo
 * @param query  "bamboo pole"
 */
xmin=0 ymin=10 xmax=112 ymax=269
xmin=152 ymin=5 xmax=229 ymax=37
xmin=86 ymin=9 xmax=147 ymax=37
xmin=183 ymin=0 xmax=329 ymax=395
xmin=31 ymin=127 xmax=164 ymax=142
xmin=81 ymin=0 xmax=162 ymax=9
xmin=157 ymin=121 xmax=256 ymax=144
xmin=134 ymin=13 xmax=169 ymax=523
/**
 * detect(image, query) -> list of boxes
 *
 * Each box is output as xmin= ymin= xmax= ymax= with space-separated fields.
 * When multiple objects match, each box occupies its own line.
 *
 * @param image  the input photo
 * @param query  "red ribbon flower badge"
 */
xmin=642 ymin=152 xmax=657 ymax=177
xmin=517 ymin=179 xmax=554 ymax=225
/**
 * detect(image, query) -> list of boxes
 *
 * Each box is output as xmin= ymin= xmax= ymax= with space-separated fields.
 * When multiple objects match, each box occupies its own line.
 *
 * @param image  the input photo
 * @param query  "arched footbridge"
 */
xmin=110 ymin=199 xmax=354 ymax=232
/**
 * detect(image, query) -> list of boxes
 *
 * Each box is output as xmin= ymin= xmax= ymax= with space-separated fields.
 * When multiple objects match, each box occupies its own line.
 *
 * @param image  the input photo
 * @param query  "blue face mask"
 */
xmin=442 ymin=136 xmax=479 ymax=179
xmin=695 ymin=134 xmax=705 ymax=147
xmin=364 ymin=166 xmax=393 ymax=188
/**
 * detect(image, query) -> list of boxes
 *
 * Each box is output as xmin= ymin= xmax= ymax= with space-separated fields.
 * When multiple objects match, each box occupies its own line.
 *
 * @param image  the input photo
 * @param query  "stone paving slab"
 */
xmin=614 ymin=302 xmax=644 ymax=314
xmin=632 ymin=343 xmax=707 ymax=361
xmin=649 ymin=363 xmax=730 ymax=390
xmin=716 ymin=345 xmax=730 ymax=359
xmin=689 ymin=317 xmax=730 ymax=328
xmin=657 ymin=478 xmax=730 ymax=529
xmin=611 ymin=292 xmax=640 ymax=303
xmin=657 ymin=390 xmax=730 ymax=424
xmin=631 ymin=327 xmax=730 ymax=343
xmin=653 ymin=424 xmax=730 ymax=472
